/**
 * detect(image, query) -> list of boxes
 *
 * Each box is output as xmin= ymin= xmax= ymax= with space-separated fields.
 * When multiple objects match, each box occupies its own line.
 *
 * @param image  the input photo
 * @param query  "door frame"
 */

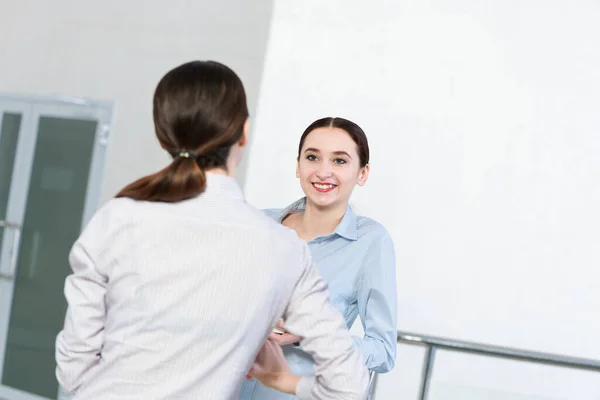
xmin=0 ymin=94 xmax=114 ymax=400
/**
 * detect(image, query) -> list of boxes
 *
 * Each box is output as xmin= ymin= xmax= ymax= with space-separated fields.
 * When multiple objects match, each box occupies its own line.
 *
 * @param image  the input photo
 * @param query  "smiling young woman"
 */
xmin=239 ymin=117 xmax=398 ymax=400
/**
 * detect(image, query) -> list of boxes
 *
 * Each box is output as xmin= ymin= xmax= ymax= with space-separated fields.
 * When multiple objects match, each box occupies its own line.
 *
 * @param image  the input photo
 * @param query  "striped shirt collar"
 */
xmin=278 ymin=197 xmax=358 ymax=241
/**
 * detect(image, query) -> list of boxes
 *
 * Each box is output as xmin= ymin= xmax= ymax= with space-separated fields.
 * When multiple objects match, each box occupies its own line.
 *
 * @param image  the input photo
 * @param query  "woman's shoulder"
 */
xmin=90 ymin=197 xmax=140 ymax=223
xmin=83 ymin=197 xmax=133 ymax=223
xmin=74 ymin=197 xmax=137 ymax=250
xmin=261 ymin=208 xmax=285 ymax=222
xmin=355 ymin=214 xmax=392 ymax=242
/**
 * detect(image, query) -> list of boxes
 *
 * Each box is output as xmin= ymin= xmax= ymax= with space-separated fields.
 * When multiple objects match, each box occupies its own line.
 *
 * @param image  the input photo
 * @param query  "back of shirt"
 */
xmin=56 ymin=174 xmax=369 ymax=400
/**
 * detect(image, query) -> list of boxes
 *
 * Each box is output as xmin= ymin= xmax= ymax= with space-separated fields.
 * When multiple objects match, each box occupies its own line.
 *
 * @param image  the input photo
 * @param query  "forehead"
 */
xmin=302 ymin=127 xmax=358 ymax=154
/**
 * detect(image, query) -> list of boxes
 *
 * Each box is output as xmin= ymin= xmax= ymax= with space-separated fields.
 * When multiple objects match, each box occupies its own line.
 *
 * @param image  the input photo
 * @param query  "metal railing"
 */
xmin=367 ymin=330 xmax=600 ymax=400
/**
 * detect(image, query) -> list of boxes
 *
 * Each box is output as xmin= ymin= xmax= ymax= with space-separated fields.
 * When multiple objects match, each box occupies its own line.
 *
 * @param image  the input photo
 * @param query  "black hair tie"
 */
xmin=172 ymin=148 xmax=228 ymax=169
xmin=176 ymin=151 xmax=196 ymax=159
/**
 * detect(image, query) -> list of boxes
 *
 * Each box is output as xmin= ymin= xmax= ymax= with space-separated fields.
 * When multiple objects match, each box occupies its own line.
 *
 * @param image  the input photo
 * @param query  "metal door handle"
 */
xmin=0 ymin=220 xmax=22 ymax=280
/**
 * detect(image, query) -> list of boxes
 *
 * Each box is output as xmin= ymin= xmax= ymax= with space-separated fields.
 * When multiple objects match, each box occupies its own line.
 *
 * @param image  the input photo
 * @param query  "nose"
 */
xmin=316 ymin=163 xmax=333 ymax=180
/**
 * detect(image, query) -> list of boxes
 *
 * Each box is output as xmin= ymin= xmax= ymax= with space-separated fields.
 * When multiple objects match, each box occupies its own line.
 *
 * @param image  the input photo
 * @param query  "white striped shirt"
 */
xmin=55 ymin=173 xmax=369 ymax=399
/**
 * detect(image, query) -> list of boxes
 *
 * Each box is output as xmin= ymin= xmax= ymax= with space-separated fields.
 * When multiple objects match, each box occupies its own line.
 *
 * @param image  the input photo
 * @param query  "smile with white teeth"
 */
xmin=313 ymin=183 xmax=335 ymax=189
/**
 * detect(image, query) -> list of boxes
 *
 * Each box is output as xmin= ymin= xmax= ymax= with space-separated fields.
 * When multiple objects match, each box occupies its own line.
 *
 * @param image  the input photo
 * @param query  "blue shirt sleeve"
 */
xmin=352 ymin=233 xmax=398 ymax=373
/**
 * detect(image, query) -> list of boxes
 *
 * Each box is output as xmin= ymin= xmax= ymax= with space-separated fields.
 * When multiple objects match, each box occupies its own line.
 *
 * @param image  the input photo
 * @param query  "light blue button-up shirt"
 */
xmin=238 ymin=198 xmax=397 ymax=400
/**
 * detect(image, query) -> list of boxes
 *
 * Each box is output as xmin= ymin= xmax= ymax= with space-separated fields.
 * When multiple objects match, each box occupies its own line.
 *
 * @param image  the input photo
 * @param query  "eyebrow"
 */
xmin=304 ymin=148 xmax=352 ymax=159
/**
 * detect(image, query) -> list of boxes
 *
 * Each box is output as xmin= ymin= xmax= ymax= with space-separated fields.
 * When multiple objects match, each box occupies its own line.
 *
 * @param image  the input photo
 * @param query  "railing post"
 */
xmin=419 ymin=345 xmax=436 ymax=400
xmin=366 ymin=370 xmax=379 ymax=400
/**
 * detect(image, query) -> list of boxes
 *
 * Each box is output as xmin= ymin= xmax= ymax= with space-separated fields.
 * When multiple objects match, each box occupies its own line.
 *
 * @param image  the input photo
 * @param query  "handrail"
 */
xmin=367 ymin=331 xmax=600 ymax=400
xmin=397 ymin=331 xmax=600 ymax=372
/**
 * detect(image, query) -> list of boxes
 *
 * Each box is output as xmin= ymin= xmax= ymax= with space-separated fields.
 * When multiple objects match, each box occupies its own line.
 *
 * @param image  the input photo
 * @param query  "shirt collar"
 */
xmin=280 ymin=197 xmax=358 ymax=241
xmin=205 ymin=173 xmax=245 ymax=201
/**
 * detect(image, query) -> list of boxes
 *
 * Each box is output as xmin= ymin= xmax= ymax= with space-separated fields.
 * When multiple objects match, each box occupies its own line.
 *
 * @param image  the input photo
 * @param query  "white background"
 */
xmin=245 ymin=1 xmax=600 ymax=398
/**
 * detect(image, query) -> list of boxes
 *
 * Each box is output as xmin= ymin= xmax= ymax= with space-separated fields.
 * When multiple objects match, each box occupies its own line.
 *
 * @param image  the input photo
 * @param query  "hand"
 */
xmin=247 ymin=338 xmax=300 ymax=394
xmin=270 ymin=320 xmax=302 ymax=346
xmin=269 ymin=332 xmax=302 ymax=346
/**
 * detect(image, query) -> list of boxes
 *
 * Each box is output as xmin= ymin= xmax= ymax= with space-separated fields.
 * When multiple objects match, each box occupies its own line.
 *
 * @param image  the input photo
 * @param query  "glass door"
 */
xmin=0 ymin=96 xmax=112 ymax=400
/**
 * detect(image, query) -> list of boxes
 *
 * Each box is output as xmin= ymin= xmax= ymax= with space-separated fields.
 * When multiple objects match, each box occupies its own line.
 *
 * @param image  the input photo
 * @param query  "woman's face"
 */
xmin=297 ymin=127 xmax=369 ymax=209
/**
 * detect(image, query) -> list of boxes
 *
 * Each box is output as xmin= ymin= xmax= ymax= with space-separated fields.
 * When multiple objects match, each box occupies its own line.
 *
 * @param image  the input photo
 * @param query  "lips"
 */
xmin=312 ymin=182 xmax=337 ymax=193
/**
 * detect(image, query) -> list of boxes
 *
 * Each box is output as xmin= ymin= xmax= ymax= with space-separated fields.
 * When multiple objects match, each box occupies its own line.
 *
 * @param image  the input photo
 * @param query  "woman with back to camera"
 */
xmin=239 ymin=117 xmax=398 ymax=400
xmin=55 ymin=62 xmax=369 ymax=400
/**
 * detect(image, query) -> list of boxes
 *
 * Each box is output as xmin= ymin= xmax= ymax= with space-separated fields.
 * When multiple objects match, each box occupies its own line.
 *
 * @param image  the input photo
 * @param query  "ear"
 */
xmin=296 ymin=157 xmax=300 ymax=178
xmin=238 ymin=119 xmax=250 ymax=147
xmin=357 ymin=164 xmax=370 ymax=187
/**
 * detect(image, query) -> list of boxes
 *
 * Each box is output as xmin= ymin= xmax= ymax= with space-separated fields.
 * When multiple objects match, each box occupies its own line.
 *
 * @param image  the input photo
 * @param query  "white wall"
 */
xmin=245 ymin=1 xmax=600 ymax=398
xmin=0 ymin=0 xmax=274 ymax=202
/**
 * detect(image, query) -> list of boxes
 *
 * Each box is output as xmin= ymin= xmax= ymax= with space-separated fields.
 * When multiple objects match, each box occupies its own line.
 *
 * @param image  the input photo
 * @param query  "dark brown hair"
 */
xmin=116 ymin=61 xmax=248 ymax=202
xmin=298 ymin=117 xmax=370 ymax=167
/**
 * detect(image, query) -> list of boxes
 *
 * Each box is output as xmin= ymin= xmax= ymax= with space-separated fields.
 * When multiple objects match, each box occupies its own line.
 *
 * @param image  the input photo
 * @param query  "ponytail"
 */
xmin=116 ymin=148 xmax=232 ymax=203
xmin=116 ymin=157 xmax=207 ymax=203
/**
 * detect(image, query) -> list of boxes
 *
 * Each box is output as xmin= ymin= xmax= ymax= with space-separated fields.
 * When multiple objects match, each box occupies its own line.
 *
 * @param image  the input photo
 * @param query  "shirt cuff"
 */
xmin=296 ymin=376 xmax=315 ymax=400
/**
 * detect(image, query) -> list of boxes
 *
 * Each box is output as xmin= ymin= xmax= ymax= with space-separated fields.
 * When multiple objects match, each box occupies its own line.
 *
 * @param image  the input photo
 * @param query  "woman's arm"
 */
xmin=281 ymin=243 xmax=370 ymax=400
xmin=247 ymin=338 xmax=301 ymax=393
xmin=353 ymin=234 xmax=398 ymax=373
xmin=55 ymin=238 xmax=107 ymax=394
